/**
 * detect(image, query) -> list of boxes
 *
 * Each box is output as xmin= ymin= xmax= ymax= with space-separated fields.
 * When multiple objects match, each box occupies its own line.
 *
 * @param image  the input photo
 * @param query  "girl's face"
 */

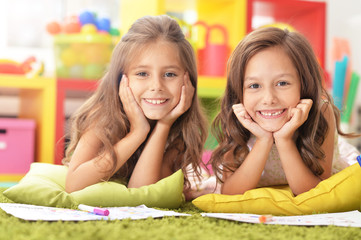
xmin=243 ymin=46 xmax=301 ymax=132
xmin=126 ymin=41 xmax=185 ymax=120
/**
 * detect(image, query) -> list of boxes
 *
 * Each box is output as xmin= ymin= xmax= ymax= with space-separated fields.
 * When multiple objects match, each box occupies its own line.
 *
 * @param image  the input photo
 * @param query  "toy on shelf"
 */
xmin=46 ymin=11 xmax=120 ymax=38
xmin=46 ymin=11 xmax=120 ymax=80
xmin=331 ymin=37 xmax=360 ymax=124
xmin=46 ymin=21 xmax=62 ymax=35
xmin=0 ymin=57 xmax=44 ymax=77
xmin=194 ymin=21 xmax=230 ymax=77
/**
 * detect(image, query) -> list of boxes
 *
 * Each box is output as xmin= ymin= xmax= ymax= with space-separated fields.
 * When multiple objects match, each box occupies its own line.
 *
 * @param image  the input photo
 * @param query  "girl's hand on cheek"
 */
xmin=232 ymin=103 xmax=272 ymax=141
xmin=119 ymin=74 xmax=150 ymax=135
xmin=159 ymin=72 xmax=194 ymax=126
xmin=274 ymin=99 xmax=313 ymax=141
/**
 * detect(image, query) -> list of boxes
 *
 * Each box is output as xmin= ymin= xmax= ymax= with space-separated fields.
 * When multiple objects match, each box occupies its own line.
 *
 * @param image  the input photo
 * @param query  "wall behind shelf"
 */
xmin=0 ymin=0 xmax=360 ymax=151
xmin=0 ymin=94 xmax=86 ymax=118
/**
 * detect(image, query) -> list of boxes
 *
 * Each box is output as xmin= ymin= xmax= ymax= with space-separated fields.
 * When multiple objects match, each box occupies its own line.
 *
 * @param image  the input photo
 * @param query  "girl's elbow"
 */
xmin=65 ymin=182 xmax=87 ymax=193
xmin=65 ymin=179 xmax=80 ymax=193
xmin=64 ymin=173 xmax=83 ymax=193
xmin=291 ymin=180 xmax=321 ymax=196
xmin=221 ymin=184 xmax=247 ymax=195
xmin=65 ymin=184 xmax=76 ymax=193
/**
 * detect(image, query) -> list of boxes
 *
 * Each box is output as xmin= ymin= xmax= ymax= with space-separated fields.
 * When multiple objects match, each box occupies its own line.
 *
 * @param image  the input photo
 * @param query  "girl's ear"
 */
xmin=117 ymin=72 xmax=123 ymax=89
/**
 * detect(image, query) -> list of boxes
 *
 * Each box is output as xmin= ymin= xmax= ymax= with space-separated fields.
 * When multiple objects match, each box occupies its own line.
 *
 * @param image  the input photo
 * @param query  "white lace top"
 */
xmin=186 ymin=132 xmax=360 ymax=199
xmin=245 ymin=133 xmax=360 ymax=187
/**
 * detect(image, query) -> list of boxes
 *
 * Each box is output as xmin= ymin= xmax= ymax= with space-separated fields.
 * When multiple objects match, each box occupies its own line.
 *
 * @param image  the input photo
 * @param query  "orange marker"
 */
xmin=259 ymin=215 xmax=273 ymax=223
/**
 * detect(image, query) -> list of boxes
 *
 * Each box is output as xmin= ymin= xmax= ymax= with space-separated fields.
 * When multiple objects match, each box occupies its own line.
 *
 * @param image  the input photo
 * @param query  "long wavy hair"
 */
xmin=211 ymin=27 xmax=355 ymax=183
xmin=63 ymin=15 xmax=208 ymax=186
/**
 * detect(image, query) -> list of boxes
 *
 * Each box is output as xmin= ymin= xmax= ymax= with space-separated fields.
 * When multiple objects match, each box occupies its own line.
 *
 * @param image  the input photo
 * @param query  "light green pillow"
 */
xmin=4 ymin=163 xmax=185 ymax=209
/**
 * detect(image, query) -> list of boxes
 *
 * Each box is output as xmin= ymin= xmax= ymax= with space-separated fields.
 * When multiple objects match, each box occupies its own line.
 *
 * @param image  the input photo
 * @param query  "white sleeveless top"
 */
xmin=246 ymin=133 xmax=360 ymax=187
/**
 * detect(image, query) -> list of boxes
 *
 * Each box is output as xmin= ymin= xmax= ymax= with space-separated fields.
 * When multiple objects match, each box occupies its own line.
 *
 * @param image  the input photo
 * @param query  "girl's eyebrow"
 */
xmin=244 ymin=73 xmax=295 ymax=82
xmin=244 ymin=76 xmax=259 ymax=83
xmin=274 ymin=73 xmax=295 ymax=78
xmin=131 ymin=65 xmax=182 ymax=70
xmin=164 ymin=65 xmax=182 ymax=70
xmin=131 ymin=65 xmax=149 ymax=70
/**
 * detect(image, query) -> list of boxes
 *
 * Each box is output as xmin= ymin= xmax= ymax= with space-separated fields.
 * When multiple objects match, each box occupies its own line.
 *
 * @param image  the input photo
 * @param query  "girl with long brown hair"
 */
xmin=63 ymin=15 xmax=208 ymax=194
xmin=211 ymin=27 xmax=360 ymax=196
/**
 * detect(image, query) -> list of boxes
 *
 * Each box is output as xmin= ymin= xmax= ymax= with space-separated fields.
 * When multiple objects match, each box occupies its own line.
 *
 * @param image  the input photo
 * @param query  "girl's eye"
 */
xmin=164 ymin=72 xmax=176 ymax=78
xmin=136 ymin=72 xmax=148 ymax=77
xmin=249 ymin=83 xmax=260 ymax=89
xmin=277 ymin=81 xmax=289 ymax=86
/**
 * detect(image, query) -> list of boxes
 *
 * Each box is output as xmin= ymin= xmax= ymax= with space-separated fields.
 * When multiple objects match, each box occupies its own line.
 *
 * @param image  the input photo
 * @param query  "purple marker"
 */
xmin=78 ymin=204 xmax=110 ymax=216
xmin=357 ymin=155 xmax=361 ymax=167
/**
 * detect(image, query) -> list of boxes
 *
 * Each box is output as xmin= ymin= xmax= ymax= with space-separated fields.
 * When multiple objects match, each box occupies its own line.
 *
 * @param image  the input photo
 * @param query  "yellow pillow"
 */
xmin=192 ymin=163 xmax=361 ymax=215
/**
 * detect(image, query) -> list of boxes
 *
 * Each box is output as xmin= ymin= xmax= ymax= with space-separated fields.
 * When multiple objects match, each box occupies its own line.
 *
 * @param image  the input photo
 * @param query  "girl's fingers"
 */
xmin=183 ymin=72 xmax=189 ymax=87
xmin=295 ymin=99 xmax=313 ymax=121
xmin=119 ymin=75 xmax=139 ymax=115
xmin=119 ymin=74 xmax=128 ymax=100
xmin=177 ymin=85 xmax=187 ymax=111
xmin=120 ymin=75 xmax=136 ymax=105
xmin=184 ymin=72 xmax=194 ymax=101
xmin=297 ymin=99 xmax=312 ymax=111
xmin=178 ymin=72 xmax=194 ymax=111
xmin=232 ymin=104 xmax=250 ymax=119
xmin=232 ymin=103 xmax=268 ymax=138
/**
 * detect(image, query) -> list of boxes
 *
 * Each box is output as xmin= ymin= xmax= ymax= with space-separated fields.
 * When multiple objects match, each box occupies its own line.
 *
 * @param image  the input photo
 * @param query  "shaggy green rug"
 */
xmin=0 ymin=188 xmax=360 ymax=240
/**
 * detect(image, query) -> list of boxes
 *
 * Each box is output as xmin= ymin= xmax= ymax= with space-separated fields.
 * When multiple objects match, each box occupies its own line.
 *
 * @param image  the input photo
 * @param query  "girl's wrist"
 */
xmin=157 ymin=119 xmax=174 ymax=129
xmin=155 ymin=121 xmax=172 ymax=133
xmin=255 ymin=137 xmax=274 ymax=148
xmin=128 ymin=127 xmax=149 ymax=141
xmin=256 ymin=133 xmax=273 ymax=144
xmin=274 ymin=137 xmax=295 ymax=149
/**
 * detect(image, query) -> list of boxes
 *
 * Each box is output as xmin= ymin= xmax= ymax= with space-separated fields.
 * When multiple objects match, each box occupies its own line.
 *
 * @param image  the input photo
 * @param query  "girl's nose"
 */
xmin=262 ymin=88 xmax=277 ymax=105
xmin=149 ymin=75 xmax=164 ymax=91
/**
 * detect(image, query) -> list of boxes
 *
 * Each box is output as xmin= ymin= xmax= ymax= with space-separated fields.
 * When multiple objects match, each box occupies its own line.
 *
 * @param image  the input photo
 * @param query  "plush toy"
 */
xmin=0 ymin=57 xmax=36 ymax=75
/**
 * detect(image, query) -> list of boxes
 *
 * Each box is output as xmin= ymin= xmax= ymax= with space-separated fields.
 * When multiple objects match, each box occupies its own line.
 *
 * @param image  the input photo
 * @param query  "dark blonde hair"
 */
xmin=63 ymin=15 xmax=208 ymax=185
xmin=211 ymin=27 xmax=355 ymax=183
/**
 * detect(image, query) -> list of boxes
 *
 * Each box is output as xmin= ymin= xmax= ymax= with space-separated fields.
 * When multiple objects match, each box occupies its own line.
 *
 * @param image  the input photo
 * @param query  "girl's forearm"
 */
xmin=221 ymin=138 xmax=273 ymax=195
xmin=66 ymin=130 xmax=148 ymax=193
xmin=127 ymin=122 xmax=171 ymax=188
xmin=113 ymin=129 xmax=149 ymax=169
xmin=275 ymin=139 xmax=321 ymax=195
xmin=65 ymin=156 xmax=114 ymax=193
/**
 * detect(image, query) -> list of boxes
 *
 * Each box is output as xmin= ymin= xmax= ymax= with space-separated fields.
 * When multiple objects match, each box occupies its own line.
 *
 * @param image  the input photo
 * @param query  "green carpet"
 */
xmin=0 ymin=188 xmax=360 ymax=240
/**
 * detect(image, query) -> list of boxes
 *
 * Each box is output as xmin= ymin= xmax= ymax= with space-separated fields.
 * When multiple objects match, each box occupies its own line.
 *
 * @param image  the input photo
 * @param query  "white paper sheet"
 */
xmin=2 ymin=203 xmax=360 ymax=227
xmin=0 ymin=203 xmax=190 ymax=221
xmin=202 ymin=211 xmax=361 ymax=227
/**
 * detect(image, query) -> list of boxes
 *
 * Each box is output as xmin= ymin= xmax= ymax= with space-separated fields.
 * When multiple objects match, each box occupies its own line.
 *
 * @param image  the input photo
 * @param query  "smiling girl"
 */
xmin=210 ymin=27 xmax=360 ymax=196
xmin=63 ymin=15 xmax=208 ymax=193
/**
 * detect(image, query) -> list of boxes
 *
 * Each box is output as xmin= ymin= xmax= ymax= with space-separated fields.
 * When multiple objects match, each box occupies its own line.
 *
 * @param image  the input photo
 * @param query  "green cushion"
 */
xmin=4 ymin=163 xmax=185 ymax=209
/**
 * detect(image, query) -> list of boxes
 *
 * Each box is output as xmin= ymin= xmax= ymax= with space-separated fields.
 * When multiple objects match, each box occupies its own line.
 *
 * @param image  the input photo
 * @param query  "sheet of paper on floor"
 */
xmin=0 ymin=203 xmax=190 ymax=221
xmin=202 ymin=211 xmax=361 ymax=227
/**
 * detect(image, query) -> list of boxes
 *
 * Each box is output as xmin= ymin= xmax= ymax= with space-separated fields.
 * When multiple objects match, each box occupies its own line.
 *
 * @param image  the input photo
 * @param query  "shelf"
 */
xmin=55 ymin=78 xmax=98 ymax=164
xmin=0 ymin=74 xmax=56 ymax=180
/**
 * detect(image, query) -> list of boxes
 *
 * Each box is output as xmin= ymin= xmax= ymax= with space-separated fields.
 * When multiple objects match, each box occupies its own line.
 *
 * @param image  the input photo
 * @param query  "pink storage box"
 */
xmin=0 ymin=118 xmax=36 ymax=174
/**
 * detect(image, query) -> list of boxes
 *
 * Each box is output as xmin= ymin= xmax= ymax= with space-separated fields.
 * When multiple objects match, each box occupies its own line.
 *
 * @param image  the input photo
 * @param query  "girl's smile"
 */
xmin=243 ymin=46 xmax=301 ymax=132
xmin=143 ymin=98 xmax=168 ymax=105
xmin=257 ymin=109 xmax=286 ymax=118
